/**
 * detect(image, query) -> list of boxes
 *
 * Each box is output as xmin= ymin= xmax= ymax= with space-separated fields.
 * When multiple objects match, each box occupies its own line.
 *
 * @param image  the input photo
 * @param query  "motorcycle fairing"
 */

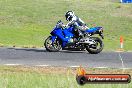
xmin=63 ymin=27 xmax=74 ymax=38
xmin=50 ymin=27 xmax=74 ymax=47
xmin=51 ymin=28 xmax=70 ymax=42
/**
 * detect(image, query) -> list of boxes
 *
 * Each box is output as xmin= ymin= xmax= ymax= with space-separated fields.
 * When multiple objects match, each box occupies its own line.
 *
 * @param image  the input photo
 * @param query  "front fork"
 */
xmin=51 ymin=36 xmax=66 ymax=48
xmin=51 ymin=36 xmax=57 ymax=43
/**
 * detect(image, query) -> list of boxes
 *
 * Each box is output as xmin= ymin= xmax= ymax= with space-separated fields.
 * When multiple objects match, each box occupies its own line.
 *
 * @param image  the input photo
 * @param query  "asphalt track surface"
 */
xmin=0 ymin=47 xmax=132 ymax=68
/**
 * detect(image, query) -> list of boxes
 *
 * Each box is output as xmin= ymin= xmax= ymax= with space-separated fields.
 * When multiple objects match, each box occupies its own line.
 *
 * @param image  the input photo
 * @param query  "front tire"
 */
xmin=85 ymin=37 xmax=104 ymax=54
xmin=44 ymin=36 xmax=61 ymax=52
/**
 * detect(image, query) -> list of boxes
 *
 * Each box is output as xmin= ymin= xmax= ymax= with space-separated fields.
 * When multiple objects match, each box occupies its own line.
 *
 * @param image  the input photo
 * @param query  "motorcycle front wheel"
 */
xmin=85 ymin=37 xmax=104 ymax=54
xmin=44 ymin=36 xmax=61 ymax=52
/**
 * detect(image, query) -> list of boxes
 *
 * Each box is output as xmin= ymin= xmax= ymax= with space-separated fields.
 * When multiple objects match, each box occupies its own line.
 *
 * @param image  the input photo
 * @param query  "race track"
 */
xmin=0 ymin=47 xmax=132 ymax=68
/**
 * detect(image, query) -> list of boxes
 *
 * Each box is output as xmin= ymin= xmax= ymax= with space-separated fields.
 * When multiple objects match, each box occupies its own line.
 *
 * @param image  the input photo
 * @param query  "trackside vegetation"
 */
xmin=0 ymin=0 xmax=132 ymax=51
xmin=0 ymin=66 xmax=132 ymax=88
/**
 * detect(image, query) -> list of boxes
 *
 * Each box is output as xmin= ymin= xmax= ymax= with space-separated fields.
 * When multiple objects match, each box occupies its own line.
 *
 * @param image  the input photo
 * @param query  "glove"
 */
xmin=62 ymin=25 xmax=67 ymax=29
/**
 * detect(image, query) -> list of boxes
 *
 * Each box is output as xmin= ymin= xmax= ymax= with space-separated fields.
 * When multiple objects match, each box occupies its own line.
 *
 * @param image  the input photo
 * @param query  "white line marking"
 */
xmin=4 ymin=64 xmax=21 ymax=66
xmin=118 ymin=53 xmax=125 ymax=68
xmin=2 ymin=64 xmax=132 ymax=69
xmin=118 ymin=53 xmax=126 ymax=73
xmin=120 ymin=68 xmax=132 ymax=70
xmin=35 ymin=65 xmax=49 ymax=67
xmin=69 ymin=66 xmax=80 ymax=68
xmin=95 ymin=67 xmax=109 ymax=69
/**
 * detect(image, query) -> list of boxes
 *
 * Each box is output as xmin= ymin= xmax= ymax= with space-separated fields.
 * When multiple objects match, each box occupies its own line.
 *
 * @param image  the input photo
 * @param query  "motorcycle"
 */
xmin=44 ymin=20 xmax=104 ymax=54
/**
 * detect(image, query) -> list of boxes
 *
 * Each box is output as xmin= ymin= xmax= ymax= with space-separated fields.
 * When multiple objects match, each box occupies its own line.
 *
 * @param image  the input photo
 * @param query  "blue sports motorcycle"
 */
xmin=44 ymin=20 xmax=104 ymax=54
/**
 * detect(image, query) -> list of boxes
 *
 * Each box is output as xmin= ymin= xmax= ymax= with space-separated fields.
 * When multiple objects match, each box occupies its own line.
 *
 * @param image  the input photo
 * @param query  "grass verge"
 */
xmin=0 ymin=66 xmax=132 ymax=88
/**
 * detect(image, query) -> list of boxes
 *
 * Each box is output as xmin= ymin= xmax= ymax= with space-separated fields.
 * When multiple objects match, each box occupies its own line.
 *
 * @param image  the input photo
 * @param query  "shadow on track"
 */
xmin=7 ymin=47 xmax=87 ymax=53
xmin=60 ymin=50 xmax=86 ymax=53
xmin=8 ymin=48 xmax=47 ymax=52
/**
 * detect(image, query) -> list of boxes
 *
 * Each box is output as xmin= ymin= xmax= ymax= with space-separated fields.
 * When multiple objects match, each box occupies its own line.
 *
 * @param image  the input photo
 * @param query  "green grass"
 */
xmin=0 ymin=66 xmax=132 ymax=88
xmin=0 ymin=0 xmax=132 ymax=50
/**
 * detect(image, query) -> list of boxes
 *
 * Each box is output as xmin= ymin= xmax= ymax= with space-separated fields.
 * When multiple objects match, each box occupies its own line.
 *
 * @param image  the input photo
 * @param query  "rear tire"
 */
xmin=44 ymin=36 xmax=61 ymax=52
xmin=85 ymin=37 xmax=104 ymax=54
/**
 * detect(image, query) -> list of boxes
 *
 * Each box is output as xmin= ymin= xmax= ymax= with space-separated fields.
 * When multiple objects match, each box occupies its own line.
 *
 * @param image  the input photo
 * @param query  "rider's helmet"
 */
xmin=65 ymin=11 xmax=75 ymax=21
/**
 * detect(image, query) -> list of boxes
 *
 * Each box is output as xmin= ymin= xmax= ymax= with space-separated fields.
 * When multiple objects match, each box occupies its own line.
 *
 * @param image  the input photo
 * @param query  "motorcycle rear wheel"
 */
xmin=44 ymin=36 xmax=61 ymax=52
xmin=85 ymin=37 xmax=104 ymax=54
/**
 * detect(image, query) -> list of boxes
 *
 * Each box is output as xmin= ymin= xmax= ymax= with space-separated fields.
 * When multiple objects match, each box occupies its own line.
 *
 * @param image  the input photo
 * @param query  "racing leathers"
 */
xmin=65 ymin=15 xmax=89 ymax=37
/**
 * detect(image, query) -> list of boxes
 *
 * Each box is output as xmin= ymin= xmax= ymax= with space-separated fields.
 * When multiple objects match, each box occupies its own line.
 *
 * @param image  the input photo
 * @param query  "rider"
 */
xmin=64 ymin=11 xmax=89 ymax=37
